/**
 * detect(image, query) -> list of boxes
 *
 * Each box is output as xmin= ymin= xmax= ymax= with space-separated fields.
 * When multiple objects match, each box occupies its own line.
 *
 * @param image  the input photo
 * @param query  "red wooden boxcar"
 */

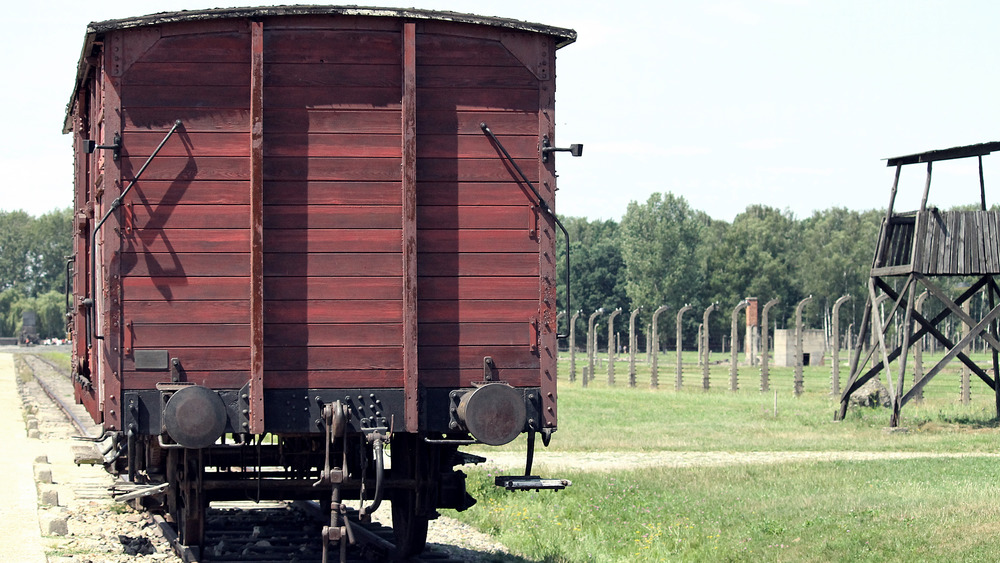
xmin=64 ymin=5 xmax=575 ymax=556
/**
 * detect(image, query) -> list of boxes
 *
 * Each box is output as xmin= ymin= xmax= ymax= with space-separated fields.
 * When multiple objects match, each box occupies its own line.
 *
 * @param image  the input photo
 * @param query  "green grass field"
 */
xmin=448 ymin=352 xmax=1000 ymax=562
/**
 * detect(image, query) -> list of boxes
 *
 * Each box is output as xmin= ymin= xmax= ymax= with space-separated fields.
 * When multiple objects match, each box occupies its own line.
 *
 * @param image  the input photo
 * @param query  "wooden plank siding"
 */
xmin=414 ymin=30 xmax=544 ymax=388
xmin=873 ymin=210 xmax=1000 ymax=276
xmin=113 ymin=17 xmax=553 ymax=400
xmin=118 ymin=21 xmax=255 ymax=392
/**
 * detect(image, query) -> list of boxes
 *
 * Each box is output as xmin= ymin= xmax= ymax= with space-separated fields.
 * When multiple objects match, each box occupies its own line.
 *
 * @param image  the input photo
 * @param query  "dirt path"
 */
xmin=475 ymin=449 xmax=1000 ymax=472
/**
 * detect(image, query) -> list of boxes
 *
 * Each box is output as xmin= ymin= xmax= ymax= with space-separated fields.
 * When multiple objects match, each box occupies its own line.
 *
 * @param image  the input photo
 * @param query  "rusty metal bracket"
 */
xmin=483 ymin=356 xmax=499 ymax=382
xmin=84 ymin=133 xmax=121 ymax=161
xmin=541 ymin=135 xmax=583 ymax=163
xmin=480 ymin=121 xmax=572 ymax=339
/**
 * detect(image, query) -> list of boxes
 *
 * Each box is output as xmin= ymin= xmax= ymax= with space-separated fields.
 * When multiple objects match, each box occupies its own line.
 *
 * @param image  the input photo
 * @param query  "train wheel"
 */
xmin=167 ymin=448 xmax=206 ymax=548
xmin=392 ymin=491 xmax=429 ymax=558
xmin=391 ymin=434 xmax=429 ymax=557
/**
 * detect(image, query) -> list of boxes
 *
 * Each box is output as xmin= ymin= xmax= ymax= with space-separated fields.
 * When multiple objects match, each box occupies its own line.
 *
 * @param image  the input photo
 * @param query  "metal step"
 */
xmin=494 ymin=476 xmax=571 ymax=491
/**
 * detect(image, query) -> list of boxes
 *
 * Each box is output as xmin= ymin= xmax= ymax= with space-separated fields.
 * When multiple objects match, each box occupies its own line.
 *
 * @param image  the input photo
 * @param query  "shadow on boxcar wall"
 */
xmin=262 ymin=99 xmax=310 ymax=384
xmin=417 ymin=102 xmax=461 ymax=387
xmin=120 ymin=122 xmax=196 ymax=302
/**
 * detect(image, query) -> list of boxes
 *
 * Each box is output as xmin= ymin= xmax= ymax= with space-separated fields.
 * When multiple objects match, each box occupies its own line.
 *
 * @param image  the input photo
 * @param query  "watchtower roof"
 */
xmin=886 ymin=141 xmax=1000 ymax=167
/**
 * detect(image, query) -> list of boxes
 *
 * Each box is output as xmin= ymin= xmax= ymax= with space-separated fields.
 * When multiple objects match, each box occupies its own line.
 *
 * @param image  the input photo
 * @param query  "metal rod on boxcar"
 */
xmin=479 ymin=122 xmax=571 ymax=337
xmin=86 ymin=120 xmax=182 ymax=348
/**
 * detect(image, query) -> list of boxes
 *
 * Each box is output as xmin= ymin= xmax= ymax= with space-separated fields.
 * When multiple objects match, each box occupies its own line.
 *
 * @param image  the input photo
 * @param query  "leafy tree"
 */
xmin=700 ymin=205 xmax=801 ymax=351
xmin=708 ymin=205 xmax=801 ymax=317
xmin=28 ymin=208 xmax=73 ymax=296
xmin=797 ymin=207 xmax=881 ymax=331
xmin=0 ymin=208 xmax=73 ymax=337
xmin=619 ymin=193 xmax=706 ymax=307
xmin=557 ymin=216 xmax=628 ymax=349
xmin=0 ymin=210 xmax=33 ymax=293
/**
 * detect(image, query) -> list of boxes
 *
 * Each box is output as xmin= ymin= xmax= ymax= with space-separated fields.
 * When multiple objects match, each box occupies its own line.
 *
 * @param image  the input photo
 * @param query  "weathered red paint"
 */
xmin=66 ymin=8 xmax=574 ymax=435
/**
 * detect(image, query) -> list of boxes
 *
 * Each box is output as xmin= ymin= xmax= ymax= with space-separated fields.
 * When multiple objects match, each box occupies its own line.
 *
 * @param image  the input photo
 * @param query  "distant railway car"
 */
xmin=64 ymin=5 xmax=575 ymax=557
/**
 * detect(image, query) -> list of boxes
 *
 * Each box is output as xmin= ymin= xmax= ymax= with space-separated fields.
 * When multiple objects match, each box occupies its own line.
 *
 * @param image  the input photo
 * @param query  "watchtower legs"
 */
xmin=838 ymin=274 xmax=1000 ymax=425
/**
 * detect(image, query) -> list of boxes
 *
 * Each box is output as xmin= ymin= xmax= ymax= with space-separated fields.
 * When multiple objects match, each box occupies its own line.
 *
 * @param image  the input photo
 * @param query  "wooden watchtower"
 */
xmin=837 ymin=142 xmax=1000 ymax=426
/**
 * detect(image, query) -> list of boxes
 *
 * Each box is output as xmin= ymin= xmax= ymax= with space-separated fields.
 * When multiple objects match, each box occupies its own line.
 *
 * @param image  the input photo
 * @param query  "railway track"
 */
xmin=17 ymin=352 xmax=486 ymax=563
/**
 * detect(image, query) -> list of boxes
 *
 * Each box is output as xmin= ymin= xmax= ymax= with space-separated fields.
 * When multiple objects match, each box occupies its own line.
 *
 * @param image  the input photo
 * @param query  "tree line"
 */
xmin=0 ymin=208 xmax=73 ymax=340
xmin=557 ymin=193 xmax=886 ymax=352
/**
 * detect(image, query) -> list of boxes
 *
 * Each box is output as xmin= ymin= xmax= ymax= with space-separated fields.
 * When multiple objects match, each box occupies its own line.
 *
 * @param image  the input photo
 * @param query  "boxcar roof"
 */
xmin=64 ymin=5 xmax=576 ymax=132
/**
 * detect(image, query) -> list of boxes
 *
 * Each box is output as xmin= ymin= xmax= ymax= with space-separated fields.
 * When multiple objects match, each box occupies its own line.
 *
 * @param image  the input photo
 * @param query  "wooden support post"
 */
xmin=248 ymin=20 xmax=265 ymax=434
xmin=890 ymin=277 xmax=917 ymax=427
xmin=991 ymin=277 xmax=1000 ymax=419
xmin=961 ymin=300 xmax=971 ymax=405
xmin=913 ymin=290 xmax=929 ymax=403
xmin=401 ymin=23 xmax=419 ymax=431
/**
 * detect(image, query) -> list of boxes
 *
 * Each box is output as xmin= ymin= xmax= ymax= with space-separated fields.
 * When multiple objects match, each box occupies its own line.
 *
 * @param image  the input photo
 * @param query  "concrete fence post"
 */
xmin=830 ymin=295 xmax=852 ymax=395
xmin=760 ymin=298 xmax=780 ymax=392
xmin=649 ymin=305 xmax=669 ymax=389
xmin=730 ymin=300 xmax=749 ymax=391
xmin=702 ymin=303 xmax=717 ymax=390
xmin=675 ymin=304 xmax=692 ymax=391
xmin=646 ymin=327 xmax=652 ymax=365
xmin=794 ymin=295 xmax=813 ymax=396
xmin=568 ymin=310 xmax=582 ymax=383
xmin=628 ymin=307 xmax=642 ymax=388
xmin=607 ymin=308 xmax=622 ymax=386
xmin=585 ymin=308 xmax=604 ymax=388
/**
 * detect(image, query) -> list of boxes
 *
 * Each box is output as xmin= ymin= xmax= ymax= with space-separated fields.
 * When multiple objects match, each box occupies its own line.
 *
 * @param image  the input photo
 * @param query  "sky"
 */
xmin=5 ymin=0 xmax=1000 ymax=222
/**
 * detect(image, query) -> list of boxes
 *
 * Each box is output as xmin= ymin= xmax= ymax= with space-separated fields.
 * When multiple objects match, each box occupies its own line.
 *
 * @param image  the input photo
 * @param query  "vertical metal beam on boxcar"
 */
xmin=249 ymin=20 xmax=265 ymax=434
xmin=402 ymin=23 xmax=419 ymax=432
xmin=103 ymin=31 xmax=125 ymax=432
xmin=537 ymin=35 xmax=559 ymax=430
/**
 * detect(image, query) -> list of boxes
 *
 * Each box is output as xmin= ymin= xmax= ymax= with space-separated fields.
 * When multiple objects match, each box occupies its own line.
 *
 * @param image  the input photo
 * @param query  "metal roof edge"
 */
xmin=86 ymin=5 xmax=577 ymax=44
xmin=64 ymin=5 xmax=576 ymax=133
xmin=885 ymin=141 xmax=1000 ymax=167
